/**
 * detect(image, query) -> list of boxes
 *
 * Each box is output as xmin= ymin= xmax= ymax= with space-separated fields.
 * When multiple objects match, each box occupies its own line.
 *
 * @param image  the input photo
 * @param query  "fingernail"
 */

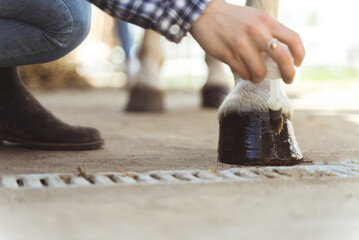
xmin=252 ymin=78 xmax=262 ymax=84
xmin=284 ymin=77 xmax=294 ymax=84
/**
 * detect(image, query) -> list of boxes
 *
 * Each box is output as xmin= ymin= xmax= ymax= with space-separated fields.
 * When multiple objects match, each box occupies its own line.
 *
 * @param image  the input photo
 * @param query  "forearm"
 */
xmin=88 ymin=0 xmax=210 ymax=43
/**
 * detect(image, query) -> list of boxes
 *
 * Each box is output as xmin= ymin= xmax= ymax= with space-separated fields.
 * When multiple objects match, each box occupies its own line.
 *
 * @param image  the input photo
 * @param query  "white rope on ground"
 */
xmin=0 ymin=160 xmax=358 ymax=189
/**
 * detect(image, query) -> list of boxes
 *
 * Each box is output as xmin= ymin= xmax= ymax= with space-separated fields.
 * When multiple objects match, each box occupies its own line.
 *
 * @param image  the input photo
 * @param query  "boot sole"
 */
xmin=0 ymin=134 xmax=104 ymax=151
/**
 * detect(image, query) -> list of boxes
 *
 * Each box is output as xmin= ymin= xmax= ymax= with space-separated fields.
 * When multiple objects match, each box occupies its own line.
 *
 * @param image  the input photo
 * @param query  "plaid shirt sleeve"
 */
xmin=88 ymin=0 xmax=211 ymax=43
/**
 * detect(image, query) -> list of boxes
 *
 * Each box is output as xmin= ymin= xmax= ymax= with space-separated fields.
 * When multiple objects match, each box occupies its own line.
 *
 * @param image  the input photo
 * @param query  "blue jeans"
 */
xmin=0 ymin=0 xmax=91 ymax=67
xmin=115 ymin=20 xmax=132 ymax=60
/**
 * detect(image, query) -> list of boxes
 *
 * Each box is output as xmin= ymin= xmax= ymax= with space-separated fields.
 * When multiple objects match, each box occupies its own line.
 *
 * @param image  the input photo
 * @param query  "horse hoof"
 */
xmin=125 ymin=85 xmax=165 ymax=112
xmin=201 ymin=85 xmax=230 ymax=108
xmin=218 ymin=112 xmax=303 ymax=166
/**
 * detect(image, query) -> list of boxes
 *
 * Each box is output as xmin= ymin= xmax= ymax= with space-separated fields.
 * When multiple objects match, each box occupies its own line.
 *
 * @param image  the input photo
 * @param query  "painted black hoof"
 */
xmin=201 ymin=85 xmax=230 ymax=108
xmin=218 ymin=112 xmax=303 ymax=166
xmin=125 ymin=85 xmax=165 ymax=112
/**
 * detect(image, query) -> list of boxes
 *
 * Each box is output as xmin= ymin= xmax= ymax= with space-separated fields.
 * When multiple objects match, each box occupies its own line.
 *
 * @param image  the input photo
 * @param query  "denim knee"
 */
xmin=65 ymin=1 xmax=91 ymax=50
xmin=0 ymin=0 xmax=91 ymax=67
xmin=23 ymin=0 xmax=92 ymax=60
xmin=54 ymin=0 xmax=91 ymax=55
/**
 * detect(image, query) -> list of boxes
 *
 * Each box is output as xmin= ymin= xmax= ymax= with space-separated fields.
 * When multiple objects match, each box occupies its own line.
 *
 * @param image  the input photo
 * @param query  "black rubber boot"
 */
xmin=0 ymin=67 xmax=104 ymax=150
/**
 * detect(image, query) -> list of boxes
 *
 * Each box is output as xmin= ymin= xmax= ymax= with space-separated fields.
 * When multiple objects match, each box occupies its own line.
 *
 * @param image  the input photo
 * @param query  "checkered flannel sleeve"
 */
xmin=88 ymin=0 xmax=211 ymax=43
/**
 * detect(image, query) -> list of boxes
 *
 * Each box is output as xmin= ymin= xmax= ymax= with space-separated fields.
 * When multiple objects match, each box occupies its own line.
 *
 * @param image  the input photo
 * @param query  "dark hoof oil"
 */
xmin=218 ymin=112 xmax=303 ymax=166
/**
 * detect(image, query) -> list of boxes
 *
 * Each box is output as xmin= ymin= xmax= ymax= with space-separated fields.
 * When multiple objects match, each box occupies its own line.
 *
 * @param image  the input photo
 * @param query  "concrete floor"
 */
xmin=0 ymin=83 xmax=358 ymax=239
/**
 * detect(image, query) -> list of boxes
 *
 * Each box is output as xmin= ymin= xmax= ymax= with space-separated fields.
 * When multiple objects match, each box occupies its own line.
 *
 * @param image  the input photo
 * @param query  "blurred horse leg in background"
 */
xmin=125 ymin=30 xmax=165 ymax=112
xmin=125 ymin=29 xmax=231 ymax=111
xmin=202 ymin=54 xmax=231 ymax=108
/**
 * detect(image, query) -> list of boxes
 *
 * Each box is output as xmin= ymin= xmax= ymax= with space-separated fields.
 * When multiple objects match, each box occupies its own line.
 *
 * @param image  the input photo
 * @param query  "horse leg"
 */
xmin=217 ymin=0 xmax=303 ymax=165
xmin=125 ymin=30 xmax=165 ymax=111
xmin=201 ymin=54 xmax=232 ymax=108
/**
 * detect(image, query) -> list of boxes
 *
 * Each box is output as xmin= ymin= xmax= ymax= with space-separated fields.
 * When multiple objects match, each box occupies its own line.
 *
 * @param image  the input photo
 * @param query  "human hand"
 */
xmin=190 ymin=0 xmax=305 ymax=84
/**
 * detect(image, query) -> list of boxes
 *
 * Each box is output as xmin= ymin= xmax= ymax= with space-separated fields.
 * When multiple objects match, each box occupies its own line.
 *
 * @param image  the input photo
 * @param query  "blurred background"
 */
xmin=20 ymin=0 xmax=359 ymax=91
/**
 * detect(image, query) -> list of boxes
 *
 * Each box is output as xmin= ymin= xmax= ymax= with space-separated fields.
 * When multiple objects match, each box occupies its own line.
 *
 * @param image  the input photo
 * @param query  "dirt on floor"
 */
xmin=0 ymin=82 xmax=358 ymax=240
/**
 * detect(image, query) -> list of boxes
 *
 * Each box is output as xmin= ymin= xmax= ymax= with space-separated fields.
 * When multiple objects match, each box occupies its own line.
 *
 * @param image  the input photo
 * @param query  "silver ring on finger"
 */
xmin=266 ymin=38 xmax=278 ymax=51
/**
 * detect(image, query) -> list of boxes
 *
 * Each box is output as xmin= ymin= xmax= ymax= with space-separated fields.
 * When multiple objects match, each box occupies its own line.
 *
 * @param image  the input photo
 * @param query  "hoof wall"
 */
xmin=125 ymin=85 xmax=165 ymax=112
xmin=218 ymin=112 xmax=303 ymax=166
xmin=201 ymin=85 xmax=230 ymax=108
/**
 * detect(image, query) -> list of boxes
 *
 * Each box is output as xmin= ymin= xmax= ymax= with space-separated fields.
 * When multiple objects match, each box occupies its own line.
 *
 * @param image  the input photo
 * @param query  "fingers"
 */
xmin=228 ymin=55 xmax=252 ymax=81
xmin=272 ymin=22 xmax=305 ymax=67
xmin=238 ymin=43 xmax=267 ymax=83
xmin=229 ymin=36 xmax=298 ymax=84
xmin=266 ymin=42 xmax=295 ymax=84
xmin=226 ymin=45 xmax=267 ymax=83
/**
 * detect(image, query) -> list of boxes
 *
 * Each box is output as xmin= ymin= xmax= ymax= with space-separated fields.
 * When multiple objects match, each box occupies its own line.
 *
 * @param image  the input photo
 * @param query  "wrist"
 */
xmin=190 ymin=0 xmax=228 ymax=38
